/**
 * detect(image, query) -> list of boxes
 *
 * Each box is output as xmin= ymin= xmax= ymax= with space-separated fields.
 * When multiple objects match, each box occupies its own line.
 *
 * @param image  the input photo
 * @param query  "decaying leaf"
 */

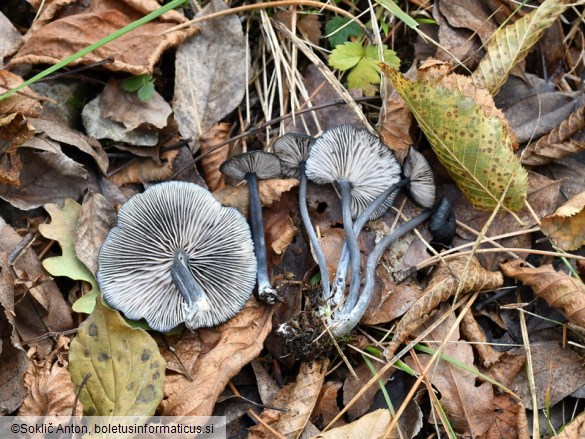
xmin=199 ymin=122 xmax=231 ymax=191
xmin=385 ymin=256 xmax=503 ymax=361
xmin=472 ymin=0 xmax=571 ymax=95
xmin=479 ymin=394 xmax=526 ymax=439
xmin=75 ymin=192 xmax=117 ymax=275
xmin=313 ymin=381 xmax=344 ymax=429
xmin=521 ymin=106 xmax=585 ymax=166
xmin=173 ymin=0 xmax=247 ymax=152
xmin=540 ymin=191 xmax=585 ymax=251
xmin=109 ymin=149 xmax=179 ymax=187
xmin=213 ymin=178 xmax=298 ymax=217
xmin=10 ymin=0 xmax=199 ymax=75
xmin=551 ymin=410 xmax=585 ymax=438
xmin=38 ymin=199 xmax=99 ymax=313
xmin=156 ymin=331 xmax=202 ymax=377
xmin=0 ymin=112 xmax=34 ymax=155
xmin=379 ymin=94 xmax=414 ymax=151
xmin=381 ymin=61 xmax=528 ymax=211
xmin=311 ymin=409 xmax=393 ymax=439
xmin=20 ymin=336 xmax=82 ymax=416
xmin=273 ymin=10 xmax=322 ymax=46
xmin=0 ymin=70 xmax=43 ymax=116
xmin=161 ymin=298 xmax=272 ymax=416
xmin=69 ymin=296 xmax=166 ymax=416
xmin=250 ymin=359 xmax=329 ymax=438
xmin=266 ymin=209 xmax=297 ymax=255
xmin=501 ymin=259 xmax=585 ymax=327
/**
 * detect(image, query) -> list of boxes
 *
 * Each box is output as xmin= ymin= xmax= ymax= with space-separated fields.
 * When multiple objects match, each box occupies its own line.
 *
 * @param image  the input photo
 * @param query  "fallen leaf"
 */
xmin=250 ymin=359 xmax=329 ymax=438
xmin=460 ymin=311 xmax=503 ymax=368
xmin=500 ymin=259 xmax=585 ymax=327
xmin=250 ymin=360 xmax=280 ymax=406
xmin=20 ymin=336 xmax=82 ymax=416
xmin=379 ymin=94 xmax=414 ymax=151
xmin=0 ymin=112 xmax=34 ymax=157
xmin=509 ymin=341 xmax=585 ymax=410
xmin=343 ymin=361 xmax=391 ymax=421
xmin=312 ymin=381 xmax=344 ymax=429
xmin=173 ymin=0 xmax=247 ymax=152
xmin=99 ymin=78 xmax=172 ymax=131
xmin=0 ymin=70 xmax=43 ymax=116
xmin=0 ymin=12 xmax=23 ymax=65
xmin=156 ymin=331 xmax=201 ymax=377
xmin=69 ymin=296 xmax=166 ymax=416
xmin=385 ymin=256 xmax=503 ymax=361
xmin=478 ymin=394 xmax=525 ymax=439
xmin=540 ymin=190 xmax=585 ymax=251
xmin=381 ymin=61 xmax=528 ymax=211
xmin=10 ymin=0 xmax=199 ymax=75
xmin=311 ymin=409 xmax=393 ymax=439
xmin=485 ymin=352 xmax=527 ymax=389
xmin=199 ymin=122 xmax=231 ymax=191
xmin=109 ymin=149 xmax=179 ymax=186
xmin=551 ymin=410 xmax=585 ymax=438
xmin=273 ymin=10 xmax=322 ymax=46
xmin=39 ymin=199 xmax=99 ymax=314
xmin=160 ymin=298 xmax=272 ymax=416
xmin=266 ymin=210 xmax=297 ymax=255
xmin=472 ymin=0 xmax=571 ymax=95
xmin=75 ymin=192 xmax=117 ymax=275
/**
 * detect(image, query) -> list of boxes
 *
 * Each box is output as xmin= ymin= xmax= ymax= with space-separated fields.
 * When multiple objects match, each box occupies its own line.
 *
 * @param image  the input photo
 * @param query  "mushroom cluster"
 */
xmin=98 ymin=181 xmax=257 ymax=332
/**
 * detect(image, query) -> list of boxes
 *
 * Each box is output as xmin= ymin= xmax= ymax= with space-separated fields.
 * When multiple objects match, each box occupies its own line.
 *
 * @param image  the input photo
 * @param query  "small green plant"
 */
xmin=325 ymin=16 xmax=365 ymax=47
xmin=328 ymin=41 xmax=400 ymax=96
xmin=122 ymin=74 xmax=155 ymax=102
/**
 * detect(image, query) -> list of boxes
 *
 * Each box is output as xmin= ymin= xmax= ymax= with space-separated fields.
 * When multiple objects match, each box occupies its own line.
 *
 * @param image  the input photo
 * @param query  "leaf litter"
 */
xmin=0 ymin=0 xmax=585 ymax=436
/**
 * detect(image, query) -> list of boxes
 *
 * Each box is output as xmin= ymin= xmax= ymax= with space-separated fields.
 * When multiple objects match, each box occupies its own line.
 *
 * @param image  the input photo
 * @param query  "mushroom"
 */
xmin=402 ymin=147 xmax=435 ymax=209
xmin=428 ymin=196 xmax=456 ymax=250
xmin=306 ymin=125 xmax=401 ymax=312
xmin=273 ymin=133 xmax=330 ymax=294
xmin=97 ymin=181 xmax=257 ymax=332
xmin=220 ymin=150 xmax=282 ymax=304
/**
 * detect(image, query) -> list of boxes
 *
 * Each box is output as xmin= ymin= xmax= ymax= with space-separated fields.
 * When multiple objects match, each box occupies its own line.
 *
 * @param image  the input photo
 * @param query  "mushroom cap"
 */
xmin=220 ymin=150 xmax=282 ymax=181
xmin=272 ymin=133 xmax=315 ymax=178
xmin=305 ymin=125 xmax=401 ymax=219
xmin=403 ymin=147 xmax=436 ymax=208
xmin=97 ymin=181 xmax=257 ymax=332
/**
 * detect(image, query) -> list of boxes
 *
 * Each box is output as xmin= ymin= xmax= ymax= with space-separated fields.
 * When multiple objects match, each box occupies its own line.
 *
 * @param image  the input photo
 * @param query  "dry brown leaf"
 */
xmin=379 ymin=94 xmax=414 ymax=151
xmin=500 ymin=259 xmax=585 ymax=327
xmin=160 ymin=298 xmax=273 ymax=416
xmin=156 ymin=331 xmax=202 ymax=377
xmin=385 ymin=256 xmax=503 ymax=360
xmin=109 ymin=149 xmax=179 ymax=186
xmin=540 ymin=191 xmax=585 ymax=251
xmin=551 ymin=409 xmax=585 ymax=438
xmin=0 ymin=152 xmax=22 ymax=186
xmin=11 ymin=0 xmax=199 ymax=75
xmin=213 ymin=179 xmax=298 ymax=217
xmin=20 ymin=336 xmax=82 ymax=416
xmin=250 ymin=359 xmax=329 ymax=439
xmin=521 ymin=106 xmax=585 ymax=166
xmin=410 ymin=308 xmax=495 ymax=437
xmin=75 ymin=192 xmax=116 ymax=275
xmin=99 ymin=78 xmax=172 ymax=131
xmin=343 ymin=361 xmax=391 ymax=421
xmin=0 ymin=112 xmax=35 ymax=155
xmin=484 ymin=352 xmax=526 ymax=389
xmin=312 ymin=381 xmax=344 ymax=430
xmin=266 ymin=210 xmax=297 ymax=255
xmin=477 ymin=394 xmax=524 ymax=439
xmin=273 ymin=10 xmax=322 ymax=46
xmin=0 ymin=11 xmax=23 ymax=64
xmin=460 ymin=311 xmax=502 ymax=368
xmin=199 ymin=122 xmax=231 ymax=191
xmin=311 ymin=409 xmax=393 ymax=439
xmin=0 ymin=70 xmax=43 ymax=116
xmin=250 ymin=360 xmax=280 ymax=405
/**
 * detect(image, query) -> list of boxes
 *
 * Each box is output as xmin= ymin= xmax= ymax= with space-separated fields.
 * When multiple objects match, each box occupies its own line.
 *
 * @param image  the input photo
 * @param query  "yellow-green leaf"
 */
xmin=472 ymin=0 xmax=570 ymax=95
xmin=39 ymin=199 xmax=99 ymax=313
xmin=381 ymin=62 xmax=528 ymax=211
xmin=68 ymin=296 xmax=165 ymax=416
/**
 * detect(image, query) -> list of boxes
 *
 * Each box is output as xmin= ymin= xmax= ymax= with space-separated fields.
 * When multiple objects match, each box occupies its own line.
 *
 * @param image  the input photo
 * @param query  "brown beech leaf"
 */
xmin=311 ymin=409 xmax=393 ymax=439
xmin=266 ymin=210 xmax=297 ymax=255
xmin=199 ymin=122 xmax=231 ymax=191
xmin=521 ymin=106 xmax=585 ymax=166
xmin=478 ymin=394 xmax=526 ymax=439
xmin=485 ymin=352 xmax=527 ymax=389
xmin=160 ymin=298 xmax=273 ymax=416
xmin=313 ymin=381 xmax=344 ymax=429
xmin=109 ymin=149 xmax=179 ymax=186
xmin=213 ymin=179 xmax=298 ymax=217
xmin=75 ymin=192 xmax=116 ymax=275
xmin=0 ymin=70 xmax=43 ymax=116
xmin=540 ymin=191 xmax=585 ymax=251
xmin=385 ymin=256 xmax=503 ymax=361
xmin=500 ymin=259 xmax=585 ymax=327
xmin=20 ymin=336 xmax=82 ymax=416
xmin=379 ymin=94 xmax=414 ymax=151
xmin=249 ymin=359 xmax=329 ymax=438
xmin=11 ymin=0 xmax=199 ymax=75
xmin=0 ymin=112 xmax=35 ymax=156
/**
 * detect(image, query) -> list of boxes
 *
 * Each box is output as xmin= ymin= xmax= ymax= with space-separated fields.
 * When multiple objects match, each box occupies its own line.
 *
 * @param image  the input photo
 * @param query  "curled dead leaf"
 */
xmin=0 ymin=70 xmax=43 ymax=116
xmin=199 ymin=122 xmax=231 ymax=191
xmin=500 ymin=259 xmax=585 ymax=327
xmin=267 ymin=212 xmax=297 ymax=255
xmin=540 ymin=191 xmax=585 ymax=251
xmin=109 ymin=149 xmax=179 ymax=187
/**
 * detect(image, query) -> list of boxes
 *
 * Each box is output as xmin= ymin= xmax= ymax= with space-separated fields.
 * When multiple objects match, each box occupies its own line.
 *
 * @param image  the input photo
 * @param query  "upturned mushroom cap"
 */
xmin=97 ymin=181 xmax=257 ymax=332
xmin=219 ymin=150 xmax=282 ymax=181
xmin=272 ymin=133 xmax=315 ymax=178
xmin=403 ymin=147 xmax=436 ymax=208
xmin=305 ymin=125 xmax=401 ymax=219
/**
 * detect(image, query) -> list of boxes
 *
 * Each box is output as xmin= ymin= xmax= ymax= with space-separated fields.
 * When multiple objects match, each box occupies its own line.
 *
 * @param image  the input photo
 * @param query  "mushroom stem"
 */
xmin=299 ymin=161 xmax=330 ymax=294
xmin=330 ymin=209 xmax=431 ymax=337
xmin=171 ymin=249 xmax=211 ymax=320
xmin=338 ymin=179 xmax=361 ymax=313
xmin=330 ymin=178 xmax=410 ymax=308
xmin=246 ymin=172 xmax=278 ymax=304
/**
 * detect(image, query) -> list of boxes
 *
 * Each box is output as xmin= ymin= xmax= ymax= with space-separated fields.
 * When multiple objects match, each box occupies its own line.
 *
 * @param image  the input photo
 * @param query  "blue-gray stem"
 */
xmin=330 ymin=210 xmax=431 ymax=337
xmin=339 ymin=179 xmax=361 ymax=313
xmin=171 ymin=249 xmax=211 ymax=319
xmin=330 ymin=178 xmax=409 ymax=308
xmin=299 ymin=162 xmax=330 ymax=294
xmin=247 ymin=172 xmax=278 ymax=304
